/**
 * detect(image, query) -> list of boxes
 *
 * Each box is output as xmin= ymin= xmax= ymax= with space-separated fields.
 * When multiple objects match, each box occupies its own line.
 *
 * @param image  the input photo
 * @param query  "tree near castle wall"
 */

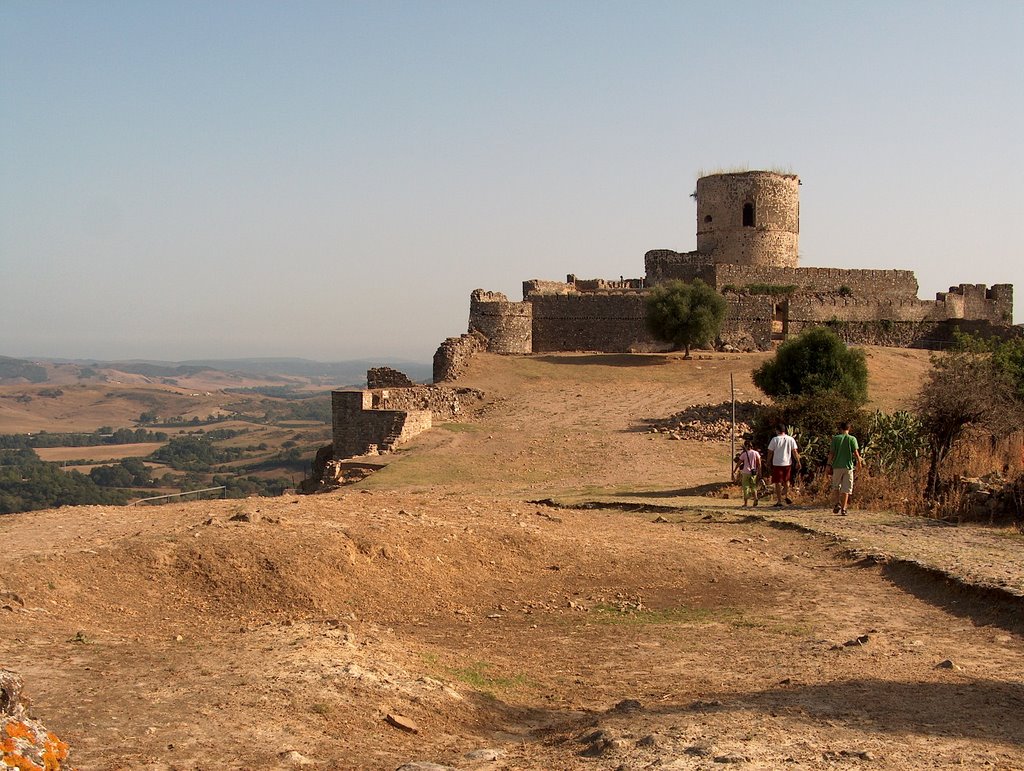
xmin=644 ymin=279 xmax=727 ymax=358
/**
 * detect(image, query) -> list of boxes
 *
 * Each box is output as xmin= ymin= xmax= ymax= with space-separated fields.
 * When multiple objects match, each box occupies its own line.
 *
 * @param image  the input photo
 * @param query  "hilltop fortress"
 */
xmin=333 ymin=170 xmax=1016 ymax=461
xmin=452 ymin=170 xmax=1014 ymax=362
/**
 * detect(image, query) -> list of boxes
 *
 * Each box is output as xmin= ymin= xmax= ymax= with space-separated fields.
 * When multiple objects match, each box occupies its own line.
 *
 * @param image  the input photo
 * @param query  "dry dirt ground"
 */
xmin=2 ymin=348 xmax=1022 ymax=770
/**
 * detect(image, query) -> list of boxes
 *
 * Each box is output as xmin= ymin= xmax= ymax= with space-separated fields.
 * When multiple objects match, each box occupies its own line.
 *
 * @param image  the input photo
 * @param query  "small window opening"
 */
xmin=742 ymin=202 xmax=755 ymax=227
xmin=704 ymin=215 xmax=713 ymax=224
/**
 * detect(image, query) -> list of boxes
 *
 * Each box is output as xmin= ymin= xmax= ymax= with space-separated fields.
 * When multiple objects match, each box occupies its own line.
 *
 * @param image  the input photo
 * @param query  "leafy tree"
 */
xmin=644 ymin=279 xmax=727 ymax=358
xmin=0 ymin=449 xmax=129 ymax=514
xmin=150 ymin=435 xmax=245 ymax=471
xmin=753 ymin=326 xmax=868 ymax=405
xmin=89 ymin=463 xmax=134 ymax=487
xmin=915 ymin=351 xmax=1020 ymax=499
xmin=953 ymin=331 xmax=1024 ymax=400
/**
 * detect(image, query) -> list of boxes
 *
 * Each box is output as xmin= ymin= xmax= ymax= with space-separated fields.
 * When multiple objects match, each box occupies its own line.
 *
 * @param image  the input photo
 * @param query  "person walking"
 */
xmin=734 ymin=439 xmax=762 ymax=507
xmin=827 ymin=420 xmax=863 ymax=516
xmin=766 ymin=424 xmax=800 ymax=507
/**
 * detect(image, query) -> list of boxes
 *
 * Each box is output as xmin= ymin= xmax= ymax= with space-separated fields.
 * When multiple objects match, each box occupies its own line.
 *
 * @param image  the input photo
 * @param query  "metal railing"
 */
xmin=130 ymin=486 xmax=226 ymax=506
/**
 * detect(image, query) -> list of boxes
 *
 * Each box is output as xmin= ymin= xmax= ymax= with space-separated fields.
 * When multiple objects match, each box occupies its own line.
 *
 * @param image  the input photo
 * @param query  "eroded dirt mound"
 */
xmin=3 ymin=492 xmax=1024 ymax=769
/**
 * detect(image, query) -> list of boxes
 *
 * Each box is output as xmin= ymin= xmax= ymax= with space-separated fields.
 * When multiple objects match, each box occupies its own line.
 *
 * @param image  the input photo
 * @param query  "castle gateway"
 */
xmin=464 ymin=170 xmax=1014 ymax=355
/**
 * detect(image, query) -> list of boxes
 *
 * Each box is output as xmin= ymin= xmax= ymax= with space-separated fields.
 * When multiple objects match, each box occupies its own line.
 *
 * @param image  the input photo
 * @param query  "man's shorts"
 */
xmin=771 ymin=464 xmax=791 ymax=484
xmin=832 ymin=467 xmax=854 ymax=494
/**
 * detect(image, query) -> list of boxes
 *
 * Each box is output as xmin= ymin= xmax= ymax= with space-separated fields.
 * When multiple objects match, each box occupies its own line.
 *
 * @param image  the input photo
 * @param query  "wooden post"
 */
xmin=730 ymin=373 xmax=736 ymax=481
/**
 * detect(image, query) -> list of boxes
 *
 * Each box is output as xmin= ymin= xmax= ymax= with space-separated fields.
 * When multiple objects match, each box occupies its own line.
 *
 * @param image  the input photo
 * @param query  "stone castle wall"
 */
xmin=366 ymin=366 xmax=416 ymax=389
xmin=644 ymin=250 xmax=714 ymax=285
xmin=332 ymin=390 xmax=431 ymax=460
xmin=452 ymin=169 xmax=1013 ymax=355
xmin=468 ymin=289 xmax=532 ymax=354
xmin=372 ymin=384 xmax=484 ymax=421
xmin=715 ymin=264 xmax=919 ymax=298
xmin=529 ymin=293 xmax=658 ymax=352
xmin=433 ymin=330 xmax=487 ymax=383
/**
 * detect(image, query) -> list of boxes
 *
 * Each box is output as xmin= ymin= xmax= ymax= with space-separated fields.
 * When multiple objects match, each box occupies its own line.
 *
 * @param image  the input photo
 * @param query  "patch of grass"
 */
xmin=590 ymin=603 xmax=738 ymax=626
xmin=309 ymin=701 xmax=333 ymax=716
xmin=731 ymin=615 xmax=813 ymax=637
xmin=446 ymin=661 xmax=529 ymax=694
xmin=438 ymin=423 xmax=480 ymax=433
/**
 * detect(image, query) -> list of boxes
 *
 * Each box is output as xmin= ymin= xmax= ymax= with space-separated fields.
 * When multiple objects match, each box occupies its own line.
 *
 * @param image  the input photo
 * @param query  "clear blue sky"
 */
xmin=2 ymin=1 xmax=1022 ymax=362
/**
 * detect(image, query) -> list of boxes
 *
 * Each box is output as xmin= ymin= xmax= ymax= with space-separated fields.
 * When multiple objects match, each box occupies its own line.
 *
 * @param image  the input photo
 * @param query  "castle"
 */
xmin=460 ymin=170 xmax=1014 ymax=357
xmin=334 ymin=170 xmax=1016 ymax=462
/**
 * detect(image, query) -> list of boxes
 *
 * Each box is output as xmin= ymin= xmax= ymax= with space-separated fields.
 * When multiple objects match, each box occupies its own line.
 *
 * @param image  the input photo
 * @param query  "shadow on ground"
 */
xmin=643 ymin=678 xmax=1024 ymax=746
xmin=880 ymin=561 xmax=1024 ymax=635
xmin=532 ymin=354 xmax=672 ymax=368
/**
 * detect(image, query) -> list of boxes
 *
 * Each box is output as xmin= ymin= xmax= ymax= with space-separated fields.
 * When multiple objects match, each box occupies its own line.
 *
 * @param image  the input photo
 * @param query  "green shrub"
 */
xmin=744 ymin=283 xmax=798 ymax=296
xmin=753 ymin=327 xmax=868 ymax=405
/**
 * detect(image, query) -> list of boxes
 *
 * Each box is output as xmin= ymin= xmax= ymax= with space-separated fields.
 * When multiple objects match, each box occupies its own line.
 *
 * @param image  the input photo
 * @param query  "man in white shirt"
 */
xmin=766 ymin=424 xmax=800 ymax=507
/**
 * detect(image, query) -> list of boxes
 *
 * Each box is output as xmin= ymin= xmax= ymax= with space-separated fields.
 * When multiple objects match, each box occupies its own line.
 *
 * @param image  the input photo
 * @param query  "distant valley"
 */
xmin=0 ymin=353 xmax=430 ymax=513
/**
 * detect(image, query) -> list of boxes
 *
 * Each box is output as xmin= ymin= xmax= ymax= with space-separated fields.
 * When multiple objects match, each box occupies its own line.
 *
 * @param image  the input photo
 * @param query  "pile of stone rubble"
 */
xmin=647 ymin=401 xmax=761 ymax=442
xmin=960 ymin=472 xmax=1024 ymax=521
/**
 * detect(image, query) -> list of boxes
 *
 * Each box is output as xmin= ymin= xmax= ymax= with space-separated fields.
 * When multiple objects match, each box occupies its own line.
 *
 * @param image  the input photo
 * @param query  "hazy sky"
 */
xmin=2 ymin=1 xmax=1022 ymax=363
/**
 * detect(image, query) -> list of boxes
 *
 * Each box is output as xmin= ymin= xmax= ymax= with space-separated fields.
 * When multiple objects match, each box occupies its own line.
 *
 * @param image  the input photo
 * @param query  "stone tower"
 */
xmin=695 ymin=170 xmax=800 ymax=268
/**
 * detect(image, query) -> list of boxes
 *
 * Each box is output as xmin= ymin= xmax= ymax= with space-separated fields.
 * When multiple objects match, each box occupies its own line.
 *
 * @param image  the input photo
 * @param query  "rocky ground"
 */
xmin=1 ymin=348 xmax=1021 ymax=770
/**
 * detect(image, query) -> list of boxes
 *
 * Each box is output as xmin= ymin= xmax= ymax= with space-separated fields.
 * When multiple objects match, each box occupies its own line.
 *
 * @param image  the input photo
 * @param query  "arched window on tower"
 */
xmin=742 ymin=202 xmax=755 ymax=227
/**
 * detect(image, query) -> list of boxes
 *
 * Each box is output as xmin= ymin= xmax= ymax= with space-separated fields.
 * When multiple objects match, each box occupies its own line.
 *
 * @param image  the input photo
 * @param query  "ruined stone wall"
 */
xmin=529 ymin=293 xmax=658 ymax=352
xmin=714 ymin=265 xmax=919 ymax=299
xmin=789 ymin=296 xmax=937 ymax=323
xmin=935 ymin=284 xmax=1014 ymax=324
xmin=718 ymin=296 xmax=776 ymax=351
xmin=644 ymin=250 xmax=715 ymax=286
xmin=433 ymin=331 xmax=487 ymax=383
xmin=523 ymin=279 xmax=576 ymax=296
xmin=331 ymin=390 xmax=431 ymax=460
xmin=468 ymin=289 xmax=532 ymax=354
xmin=788 ymin=319 xmax=1021 ymax=349
xmin=366 ymin=366 xmax=416 ymax=389
xmin=370 ymin=385 xmax=484 ymax=421
xmin=695 ymin=171 xmax=800 ymax=268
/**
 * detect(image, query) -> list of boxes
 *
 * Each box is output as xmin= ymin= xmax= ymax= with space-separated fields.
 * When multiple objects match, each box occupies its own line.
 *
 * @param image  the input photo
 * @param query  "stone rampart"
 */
xmin=715 ymin=265 xmax=919 ymax=298
xmin=433 ymin=331 xmax=487 ymax=383
xmin=371 ymin=385 xmax=484 ymax=421
xmin=468 ymin=289 xmax=532 ymax=354
xmin=935 ymin=283 xmax=1014 ymax=324
xmin=523 ymin=279 xmax=576 ymax=296
xmin=529 ymin=293 xmax=659 ymax=352
xmin=788 ymin=319 xmax=1022 ymax=349
xmin=332 ymin=390 xmax=431 ymax=460
xmin=718 ymin=295 xmax=776 ymax=351
xmin=644 ymin=250 xmax=715 ymax=286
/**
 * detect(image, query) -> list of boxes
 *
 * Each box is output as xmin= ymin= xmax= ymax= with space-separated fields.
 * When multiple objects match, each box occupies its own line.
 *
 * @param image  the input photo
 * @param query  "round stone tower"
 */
xmin=468 ymin=290 xmax=533 ymax=354
xmin=695 ymin=170 xmax=800 ymax=268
